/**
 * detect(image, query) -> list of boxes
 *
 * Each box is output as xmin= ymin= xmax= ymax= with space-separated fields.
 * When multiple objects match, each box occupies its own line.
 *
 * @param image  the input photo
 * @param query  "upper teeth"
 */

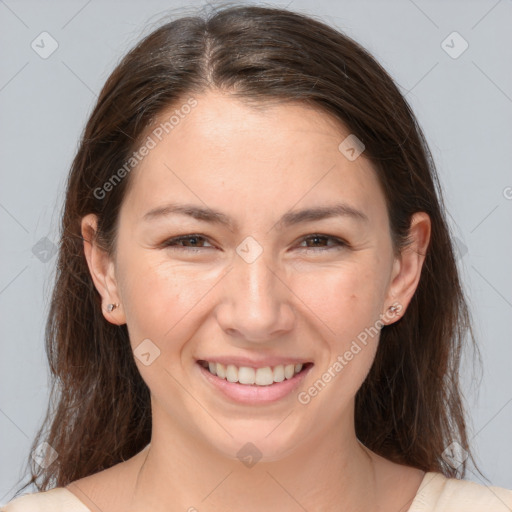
xmin=202 ymin=361 xmax=304 ymax=386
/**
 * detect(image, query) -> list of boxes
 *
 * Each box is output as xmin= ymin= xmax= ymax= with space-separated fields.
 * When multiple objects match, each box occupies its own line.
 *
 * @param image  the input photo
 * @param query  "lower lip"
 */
xmin=197 ymin=362 xmax=314 ymax=405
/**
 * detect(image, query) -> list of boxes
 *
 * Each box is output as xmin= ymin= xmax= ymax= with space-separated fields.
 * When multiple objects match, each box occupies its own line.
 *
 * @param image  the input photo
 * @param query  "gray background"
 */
xmin=1 ymin=0 xmax=511 ymax=502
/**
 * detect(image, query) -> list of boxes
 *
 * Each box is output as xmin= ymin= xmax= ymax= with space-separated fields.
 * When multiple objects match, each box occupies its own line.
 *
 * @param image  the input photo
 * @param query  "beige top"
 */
xmin=2 ymin=472 xmax=512 ymax=511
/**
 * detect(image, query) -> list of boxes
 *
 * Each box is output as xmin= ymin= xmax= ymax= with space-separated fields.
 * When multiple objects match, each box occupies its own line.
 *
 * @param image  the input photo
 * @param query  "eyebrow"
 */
xmin=142 ymin=202 xmax=369 ymax=230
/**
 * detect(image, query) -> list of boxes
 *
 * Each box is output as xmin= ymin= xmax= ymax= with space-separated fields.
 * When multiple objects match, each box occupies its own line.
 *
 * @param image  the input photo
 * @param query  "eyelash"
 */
xmin=160 ymin=234 xmax=347 ymax=253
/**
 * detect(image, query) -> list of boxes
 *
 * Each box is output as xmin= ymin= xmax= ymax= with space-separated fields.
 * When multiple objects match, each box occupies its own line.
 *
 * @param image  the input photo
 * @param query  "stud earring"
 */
xmin=107 ymin=303 xmax=120 ymax=312
xmin=388 ymin=304 xmax=401 ymax=316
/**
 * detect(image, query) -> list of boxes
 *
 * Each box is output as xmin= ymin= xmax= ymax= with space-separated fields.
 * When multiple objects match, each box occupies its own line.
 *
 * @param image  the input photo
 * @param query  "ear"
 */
xmin=81 ymin=213 xmax=126 ymax=325
xmin=383 ymin=212 xmax=431 ymax=325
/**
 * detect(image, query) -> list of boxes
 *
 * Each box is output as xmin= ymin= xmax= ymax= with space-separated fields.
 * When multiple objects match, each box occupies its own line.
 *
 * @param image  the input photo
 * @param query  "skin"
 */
xmin=72 ymin=90 xmax=430 ymax=512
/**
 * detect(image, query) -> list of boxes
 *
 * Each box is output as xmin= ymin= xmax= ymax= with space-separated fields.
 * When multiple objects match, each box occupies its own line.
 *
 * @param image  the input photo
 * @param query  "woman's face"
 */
xmin=84 ymin=90 xmax=428 ymax=461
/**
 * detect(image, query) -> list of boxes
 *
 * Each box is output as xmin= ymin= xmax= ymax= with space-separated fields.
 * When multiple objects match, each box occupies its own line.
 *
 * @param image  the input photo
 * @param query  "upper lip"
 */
xmin=197 ymin=356 xmax=313 ymax=368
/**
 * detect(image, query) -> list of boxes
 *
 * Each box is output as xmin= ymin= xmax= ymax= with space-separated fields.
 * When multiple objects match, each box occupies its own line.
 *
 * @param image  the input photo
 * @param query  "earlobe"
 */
xmin=383 ymin=212 xmax=431 ymax=324
xmin=81 ymin=213 xmax=126 ymax=325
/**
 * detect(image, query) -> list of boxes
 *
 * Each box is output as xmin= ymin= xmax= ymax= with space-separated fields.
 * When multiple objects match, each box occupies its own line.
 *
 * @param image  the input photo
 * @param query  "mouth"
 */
xmin=196 ymin=359 xmax=314 ymax=404
xmin=197 ymin=359 xmax=313 ymax=386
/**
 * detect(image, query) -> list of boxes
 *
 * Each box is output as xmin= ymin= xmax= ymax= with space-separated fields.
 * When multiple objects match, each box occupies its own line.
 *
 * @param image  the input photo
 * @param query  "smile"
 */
xmin=198 ymin=360 xmax=311 ymax=386
xmin=196 ymin=359 xmax=314 ymax=404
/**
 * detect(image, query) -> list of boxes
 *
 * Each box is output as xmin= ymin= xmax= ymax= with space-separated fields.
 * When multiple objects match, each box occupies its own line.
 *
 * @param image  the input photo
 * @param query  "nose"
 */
xmin=215 ymin=253 xmax=296 ymax=343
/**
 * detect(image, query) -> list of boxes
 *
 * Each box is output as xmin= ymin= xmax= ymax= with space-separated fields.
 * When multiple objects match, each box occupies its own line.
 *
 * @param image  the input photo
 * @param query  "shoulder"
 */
xmin=410 ymin=471 xmax=512 ymax=511
xmin=1 ymin=487 xmax=91 ymax=512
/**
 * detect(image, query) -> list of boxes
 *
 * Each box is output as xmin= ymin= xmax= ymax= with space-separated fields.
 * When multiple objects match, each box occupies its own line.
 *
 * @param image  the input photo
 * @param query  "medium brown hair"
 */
xmin=16 ymin=2 xmax=478 ymax=495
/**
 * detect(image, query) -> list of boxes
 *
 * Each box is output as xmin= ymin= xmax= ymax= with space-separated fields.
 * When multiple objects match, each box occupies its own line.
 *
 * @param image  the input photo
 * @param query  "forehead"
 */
xmin=121 ymin=91 xmax=386 ymax=224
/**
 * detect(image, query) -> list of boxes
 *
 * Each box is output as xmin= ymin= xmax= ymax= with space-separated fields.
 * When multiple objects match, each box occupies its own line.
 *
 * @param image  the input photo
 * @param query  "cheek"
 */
xmin=290 ymin=258 xmax=386 ymax=401
xmin=291 ymin=257 xmax=387 ymax=338
xmin=117 ymin=257 xmax=217 ymax=404
xmin=116 ymin=252 xmax=217 ymax=353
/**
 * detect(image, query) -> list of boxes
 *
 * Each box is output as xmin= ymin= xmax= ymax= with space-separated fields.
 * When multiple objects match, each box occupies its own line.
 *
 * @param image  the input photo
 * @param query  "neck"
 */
xmin=130 ymin=406 xmax=378 ymax=512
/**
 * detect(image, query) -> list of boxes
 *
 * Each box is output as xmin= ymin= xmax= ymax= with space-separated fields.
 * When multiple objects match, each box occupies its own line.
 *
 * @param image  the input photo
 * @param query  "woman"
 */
xmin=3 ymin=4 xmax=511 ymax=511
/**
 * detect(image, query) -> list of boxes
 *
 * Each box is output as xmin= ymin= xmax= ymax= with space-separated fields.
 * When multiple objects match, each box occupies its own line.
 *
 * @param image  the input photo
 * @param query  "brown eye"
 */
xmin=161 ymin=235 xmax=213 ymax=251
xmin=298 ymin=234 xmax=347 ymax=251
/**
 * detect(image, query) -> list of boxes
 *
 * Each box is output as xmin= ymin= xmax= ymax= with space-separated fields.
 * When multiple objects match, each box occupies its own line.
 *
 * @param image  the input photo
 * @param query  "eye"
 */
xmin=296 ymin=234 xmax=347 ymax=251
xmin=159 ymin=233 xmax=347 ymax=254
xmin=160 ymin=234 xmax=214 ymax=252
